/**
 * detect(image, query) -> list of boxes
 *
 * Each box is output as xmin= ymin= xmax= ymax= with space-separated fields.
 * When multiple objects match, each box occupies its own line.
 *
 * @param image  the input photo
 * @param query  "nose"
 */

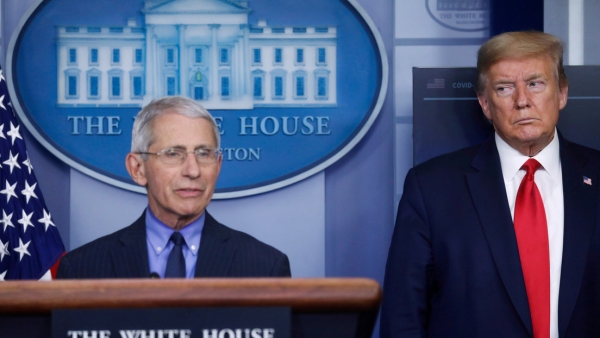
xmin=514 ymin=83 xmax=530 ymax=109
xmin=180 ymin=152 xmax=201 ymax=178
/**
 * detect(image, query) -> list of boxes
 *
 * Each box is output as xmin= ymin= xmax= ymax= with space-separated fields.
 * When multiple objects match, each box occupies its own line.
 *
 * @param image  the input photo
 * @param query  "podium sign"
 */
xmin=0 ymin=279 xmax=380 ymax=338
xmin=52 ymin=307 xmax=290 ymax=338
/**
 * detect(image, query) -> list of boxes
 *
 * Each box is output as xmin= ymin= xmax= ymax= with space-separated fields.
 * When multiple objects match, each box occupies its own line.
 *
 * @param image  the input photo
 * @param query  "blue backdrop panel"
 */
xmin=413 ymin=66 xmax=600 ymax=165
xmin=490 ymin=0 xmax=543 ymax=36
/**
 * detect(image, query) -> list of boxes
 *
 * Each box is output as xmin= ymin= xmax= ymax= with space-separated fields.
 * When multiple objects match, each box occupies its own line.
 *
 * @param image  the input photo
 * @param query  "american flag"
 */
xmin=0 ymin=66 xmax=65 ymax=280
xmin=427 ymin=78 xmax=445 ymax=89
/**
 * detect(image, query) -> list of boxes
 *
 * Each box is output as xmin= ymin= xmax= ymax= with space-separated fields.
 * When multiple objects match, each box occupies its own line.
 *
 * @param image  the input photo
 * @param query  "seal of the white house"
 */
xmin=425 ymin=0 xmax=489 ymax=32
xmin=6 ymin=0 xmax=387 ymax=198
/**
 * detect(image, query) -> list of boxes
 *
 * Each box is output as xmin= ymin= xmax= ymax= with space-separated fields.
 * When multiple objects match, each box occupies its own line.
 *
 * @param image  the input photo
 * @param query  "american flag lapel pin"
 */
xmin=583 ymin=176 xmax=592 ymax=186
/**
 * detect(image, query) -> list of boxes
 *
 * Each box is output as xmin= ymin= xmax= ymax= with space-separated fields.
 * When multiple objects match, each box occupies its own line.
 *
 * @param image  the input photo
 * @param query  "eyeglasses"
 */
xmin=137 ymin=148 xmax=222 ymax=165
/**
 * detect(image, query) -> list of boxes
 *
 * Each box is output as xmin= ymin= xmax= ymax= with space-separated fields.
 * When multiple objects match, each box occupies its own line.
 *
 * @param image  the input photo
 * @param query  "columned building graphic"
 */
xmin=436 ymin=0 xmax=489 ymax=10
xmin=56 ymin=0 xmax=337 ymax=110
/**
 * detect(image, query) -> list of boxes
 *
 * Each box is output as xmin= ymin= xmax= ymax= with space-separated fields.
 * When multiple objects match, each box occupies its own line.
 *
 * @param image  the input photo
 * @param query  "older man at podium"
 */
xmin=57 ymin=96 xmax=290 ymax=279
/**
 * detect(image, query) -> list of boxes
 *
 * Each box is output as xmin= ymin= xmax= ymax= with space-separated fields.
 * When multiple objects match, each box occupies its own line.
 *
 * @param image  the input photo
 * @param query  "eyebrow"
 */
xmin=491 ymin=79 xmax=515 ymax=86
xmin=161 ymin=144 xmax=214 ymax=151
xmin=492 ymin=73 xmax=547 ymax=86
xmin=195 ymin=145 xmax=215 ymax=150
xmin=523 ymin=73 xmax=546 ymax=82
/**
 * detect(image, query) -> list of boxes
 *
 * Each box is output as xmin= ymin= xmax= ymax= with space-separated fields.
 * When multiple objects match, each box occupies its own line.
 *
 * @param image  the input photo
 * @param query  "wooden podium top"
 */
xmin=0 ymin=278 xmax=381 ymax=314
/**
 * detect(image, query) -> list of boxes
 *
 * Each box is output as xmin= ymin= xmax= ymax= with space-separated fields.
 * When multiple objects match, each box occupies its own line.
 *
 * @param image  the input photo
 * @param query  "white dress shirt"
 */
xmin=496 ymin=129 xmax=563 ymax=338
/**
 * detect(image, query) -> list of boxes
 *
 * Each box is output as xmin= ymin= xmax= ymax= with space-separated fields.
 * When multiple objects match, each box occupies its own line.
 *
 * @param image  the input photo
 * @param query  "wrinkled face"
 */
xmin=477 ymin=56 xmax=568 ymax=155
xmin=126 ymin=111 xmax=221 ymax=229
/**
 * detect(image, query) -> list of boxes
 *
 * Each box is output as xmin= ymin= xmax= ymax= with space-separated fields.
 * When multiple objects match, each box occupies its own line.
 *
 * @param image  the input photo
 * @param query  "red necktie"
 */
xmin=514 ymin=158 xmax=550 ymax=338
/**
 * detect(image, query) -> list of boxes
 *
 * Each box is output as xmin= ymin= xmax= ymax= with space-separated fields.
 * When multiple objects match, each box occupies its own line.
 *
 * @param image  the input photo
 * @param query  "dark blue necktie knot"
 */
xmin=164 ymin=232 xmax=186 ymax=278
xmin=170 ymin=231 xmax=185 ymax=246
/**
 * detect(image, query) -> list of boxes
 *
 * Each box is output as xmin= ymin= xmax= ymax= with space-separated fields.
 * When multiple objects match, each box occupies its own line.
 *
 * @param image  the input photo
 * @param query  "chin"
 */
xmin=516 ymin=129 xmax=547 ymax=142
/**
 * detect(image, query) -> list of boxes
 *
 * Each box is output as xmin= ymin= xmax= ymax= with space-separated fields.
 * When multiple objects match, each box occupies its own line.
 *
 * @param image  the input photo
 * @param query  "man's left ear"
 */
xmin=559 ymin=85 xmax=568 ymax=110
xmin=125 ymin=153 xmax=148 ymax=187
xmin=215 ymin=154 xmax=223 ymax=174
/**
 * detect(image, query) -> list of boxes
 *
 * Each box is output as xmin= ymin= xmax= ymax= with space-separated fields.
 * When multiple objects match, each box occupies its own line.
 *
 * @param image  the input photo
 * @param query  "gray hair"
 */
xmin=131 ymin=96 xmax=220 ymax=157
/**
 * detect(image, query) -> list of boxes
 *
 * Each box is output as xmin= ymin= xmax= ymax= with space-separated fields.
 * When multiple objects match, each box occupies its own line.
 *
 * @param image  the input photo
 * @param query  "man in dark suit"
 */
xmin=381 ymin=31 xmax=600 ymax=337
xmin=57 ymin=96 xmax=290 ymax=279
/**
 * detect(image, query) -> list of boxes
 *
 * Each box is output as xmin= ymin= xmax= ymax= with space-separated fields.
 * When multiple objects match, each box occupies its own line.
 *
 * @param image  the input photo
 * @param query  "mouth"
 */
xmin=175 ymin=187 xmax=204 ymax=197
xmin=514 ymin=117 xmax=537 ymax=125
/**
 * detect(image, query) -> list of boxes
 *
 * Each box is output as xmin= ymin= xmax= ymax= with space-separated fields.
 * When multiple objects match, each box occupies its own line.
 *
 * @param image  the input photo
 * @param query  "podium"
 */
xmin=0 ymin=278 xmax=381 ymax=337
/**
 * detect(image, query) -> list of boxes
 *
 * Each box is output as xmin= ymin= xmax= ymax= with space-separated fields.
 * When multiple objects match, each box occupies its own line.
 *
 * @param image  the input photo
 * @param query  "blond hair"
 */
xmin=476 ymin=31 xmax=568 ymax=93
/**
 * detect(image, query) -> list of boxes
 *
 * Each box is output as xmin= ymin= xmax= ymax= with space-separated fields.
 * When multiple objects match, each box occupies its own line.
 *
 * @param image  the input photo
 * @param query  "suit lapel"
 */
xmin=194 ymin=212 xmax=236 ymax=277
xmin=111 ymin=212 xmax=150 ymax=278
xmin=557 ymin=137 xmax=597 ymax=337
xmin=466 ymin=136 xmax=533 ymax=336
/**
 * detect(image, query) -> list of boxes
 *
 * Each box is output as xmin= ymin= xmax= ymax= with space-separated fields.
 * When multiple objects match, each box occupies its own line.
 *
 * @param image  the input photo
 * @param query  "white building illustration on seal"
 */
xmin=56 ymin=0 xmax=337 ymax=110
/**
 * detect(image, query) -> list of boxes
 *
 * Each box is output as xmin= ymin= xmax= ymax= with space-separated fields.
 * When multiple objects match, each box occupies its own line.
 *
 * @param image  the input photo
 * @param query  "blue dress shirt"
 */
xmin=145 ymin=208 xmax=204 ymax=278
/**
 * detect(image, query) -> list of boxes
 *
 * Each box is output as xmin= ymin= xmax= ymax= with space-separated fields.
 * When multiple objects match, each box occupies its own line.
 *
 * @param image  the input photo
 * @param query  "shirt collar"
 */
xmin=145 ymin=208 xmax=204 ymax=256
xmin=496 ymin=128 xmax=561 ymax=183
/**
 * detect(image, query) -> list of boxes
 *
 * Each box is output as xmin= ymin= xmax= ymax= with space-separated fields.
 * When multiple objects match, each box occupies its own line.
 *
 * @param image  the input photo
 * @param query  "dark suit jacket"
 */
xmin=381 ymin=134 xmax=600 ymax=337
xmin=57 ymin=211 xmax=291 ymax=278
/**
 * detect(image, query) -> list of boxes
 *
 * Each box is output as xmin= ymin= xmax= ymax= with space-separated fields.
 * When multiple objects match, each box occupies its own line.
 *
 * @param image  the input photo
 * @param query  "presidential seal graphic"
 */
xmin=7 ymin=0 xmax=387 ymax=198
xmin=426 ymin=0 xmax=489 ymax=32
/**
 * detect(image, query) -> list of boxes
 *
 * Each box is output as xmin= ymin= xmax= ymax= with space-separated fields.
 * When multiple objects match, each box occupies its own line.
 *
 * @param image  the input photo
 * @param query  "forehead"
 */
xmin=487 ymin=56 xmax=555 ymax=81
xmin=150 ymin=111 xmax=216 ymax=148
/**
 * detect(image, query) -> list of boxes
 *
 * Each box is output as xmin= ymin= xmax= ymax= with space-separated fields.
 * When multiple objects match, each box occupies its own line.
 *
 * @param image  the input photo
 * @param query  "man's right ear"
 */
xmin=477 ymin=92 xmax=493 ymax=121
xmin=125 ymin=153 xmax=148 ymax=187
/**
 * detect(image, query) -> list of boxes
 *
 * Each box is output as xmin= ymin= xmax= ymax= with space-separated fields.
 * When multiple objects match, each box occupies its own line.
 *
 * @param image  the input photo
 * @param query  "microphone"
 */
xmin=149 ymin=272 xmax=160 ymax=279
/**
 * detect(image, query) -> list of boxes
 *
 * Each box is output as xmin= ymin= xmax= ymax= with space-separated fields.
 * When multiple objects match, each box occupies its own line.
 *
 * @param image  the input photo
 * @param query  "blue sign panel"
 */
xmin=413 ymin=66 xmax=600 ymax=165
xmin=7 ymin=0 xmax=387 ymax=198
xmin=426 ymin=0 xmax=489 ymax=32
